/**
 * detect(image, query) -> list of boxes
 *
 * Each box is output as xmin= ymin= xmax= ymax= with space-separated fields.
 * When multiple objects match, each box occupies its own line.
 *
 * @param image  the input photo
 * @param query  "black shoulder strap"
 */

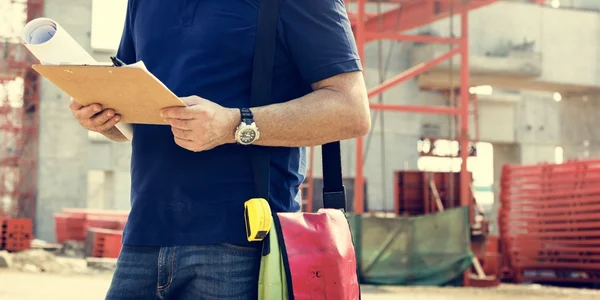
xmin=250 ymin=0 xmax=346 ymax=211
xmin=320 ymin=142 xmax=346 ymax=210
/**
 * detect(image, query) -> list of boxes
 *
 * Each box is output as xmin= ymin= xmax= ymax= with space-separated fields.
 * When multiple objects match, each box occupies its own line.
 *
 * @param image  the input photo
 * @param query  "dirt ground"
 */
xmin=1 ymin=269 xmax=600 ymax=300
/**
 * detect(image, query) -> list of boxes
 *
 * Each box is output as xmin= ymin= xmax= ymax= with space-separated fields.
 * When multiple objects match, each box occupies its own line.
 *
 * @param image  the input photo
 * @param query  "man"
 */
xmin=69 ymin=0 xmax=370 ymax=299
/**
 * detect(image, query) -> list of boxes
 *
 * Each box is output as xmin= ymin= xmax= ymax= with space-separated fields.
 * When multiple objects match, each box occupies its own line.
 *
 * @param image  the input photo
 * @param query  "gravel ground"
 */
xmin=1 ymin=269 xmax=600 ymax=300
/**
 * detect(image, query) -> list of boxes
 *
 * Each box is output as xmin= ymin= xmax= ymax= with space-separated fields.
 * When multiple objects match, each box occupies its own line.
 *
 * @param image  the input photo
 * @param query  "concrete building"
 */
xmin=31 ymin=0 xmax=600 ymax=241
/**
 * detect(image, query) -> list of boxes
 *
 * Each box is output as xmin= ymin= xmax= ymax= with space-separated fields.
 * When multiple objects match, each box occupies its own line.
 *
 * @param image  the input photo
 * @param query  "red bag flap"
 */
xmin=277 ymin=208 xmax=360 ymax=300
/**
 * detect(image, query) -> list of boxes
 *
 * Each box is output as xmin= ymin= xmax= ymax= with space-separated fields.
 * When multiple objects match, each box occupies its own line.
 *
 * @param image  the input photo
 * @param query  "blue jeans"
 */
xmin=105 ymin=244 xmax=261 ymax=300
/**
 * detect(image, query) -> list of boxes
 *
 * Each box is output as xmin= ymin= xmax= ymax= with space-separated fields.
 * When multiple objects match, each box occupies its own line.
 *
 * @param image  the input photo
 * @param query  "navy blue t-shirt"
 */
xmin=116 ymin=0 xmax=361 ymax=246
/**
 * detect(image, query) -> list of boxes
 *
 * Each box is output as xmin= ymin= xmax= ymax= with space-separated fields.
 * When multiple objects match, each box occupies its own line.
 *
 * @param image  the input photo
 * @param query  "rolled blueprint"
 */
xmin=22 ymin=17 xmax=134 ymax=140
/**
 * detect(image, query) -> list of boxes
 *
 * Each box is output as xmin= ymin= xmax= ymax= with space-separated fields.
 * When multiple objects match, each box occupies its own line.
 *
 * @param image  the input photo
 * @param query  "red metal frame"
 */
xmin=348 ymin=0 xmax=497 ymax=44
xmin=349 ymin=0 xmax=496 ymax=218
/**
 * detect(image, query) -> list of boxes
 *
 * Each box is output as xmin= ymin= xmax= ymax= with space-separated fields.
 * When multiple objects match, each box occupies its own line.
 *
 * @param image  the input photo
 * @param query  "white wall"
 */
xmin=427 ymin=1 xmax=600 ymax=89
xmin=36 ymin=0 xmax=94 ymax=241
xmin=477 ymin=100 xmax=517 ymax=143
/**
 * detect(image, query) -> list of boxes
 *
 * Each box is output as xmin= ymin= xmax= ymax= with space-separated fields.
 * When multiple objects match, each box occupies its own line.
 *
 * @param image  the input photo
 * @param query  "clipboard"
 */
xmin=32 ymin=64 xmax=186 ymax=124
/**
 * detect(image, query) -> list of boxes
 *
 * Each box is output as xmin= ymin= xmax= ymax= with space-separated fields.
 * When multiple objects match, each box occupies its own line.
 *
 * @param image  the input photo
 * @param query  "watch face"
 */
xmin=239 ymin=128 xmax=257 ymax=144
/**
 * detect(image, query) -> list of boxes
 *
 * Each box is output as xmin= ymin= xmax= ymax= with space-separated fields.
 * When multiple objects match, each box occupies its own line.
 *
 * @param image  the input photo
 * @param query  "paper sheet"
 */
xmin=22 ymin=17 xmax=134 ymax=140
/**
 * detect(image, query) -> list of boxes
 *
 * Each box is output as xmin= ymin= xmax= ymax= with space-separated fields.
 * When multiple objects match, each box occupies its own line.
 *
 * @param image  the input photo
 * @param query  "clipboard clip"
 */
xmin=110 ymin=56 xmax=126 ymax=67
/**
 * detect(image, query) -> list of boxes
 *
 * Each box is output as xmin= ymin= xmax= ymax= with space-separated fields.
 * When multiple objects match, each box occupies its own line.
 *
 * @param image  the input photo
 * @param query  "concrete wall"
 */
xmin=36 ymin=0 xmax=93 ymax=241
xmin=429 ymin=1 xmax=600 ymax=89
xmin=545 ymin=0 xmax=600 ymax=10
xmin=86 ymin=138 xmax=131 ymax=211
xmin=560 ymin=94 xmax=600 ymax=159
xmin=36 ymin=0 xmax=131 ymax=242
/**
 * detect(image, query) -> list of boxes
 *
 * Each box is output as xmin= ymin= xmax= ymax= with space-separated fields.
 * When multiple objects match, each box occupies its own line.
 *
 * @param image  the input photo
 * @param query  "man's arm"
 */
xmin=161 ymin=71 xmax=370 ymax=152
xmin=227 ymin=71 xmax=370 ymax=147
xmin=239 ymin=0 xmax=370 ymax=146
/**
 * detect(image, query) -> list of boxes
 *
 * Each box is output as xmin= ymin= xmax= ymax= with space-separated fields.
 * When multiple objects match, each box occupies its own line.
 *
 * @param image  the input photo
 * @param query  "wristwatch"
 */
xmin=234 ymin=108 xmax=260 ymax=145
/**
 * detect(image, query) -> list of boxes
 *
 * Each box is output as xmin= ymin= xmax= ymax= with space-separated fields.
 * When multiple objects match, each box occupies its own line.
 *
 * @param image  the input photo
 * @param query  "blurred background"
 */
xmin=1 ymin=0 xmax=600 ymax=299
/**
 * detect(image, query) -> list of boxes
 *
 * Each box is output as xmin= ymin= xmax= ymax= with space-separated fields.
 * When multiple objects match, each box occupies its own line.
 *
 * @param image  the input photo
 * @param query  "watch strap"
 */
xmin=240 ymin=108 xmax=254 ymax=125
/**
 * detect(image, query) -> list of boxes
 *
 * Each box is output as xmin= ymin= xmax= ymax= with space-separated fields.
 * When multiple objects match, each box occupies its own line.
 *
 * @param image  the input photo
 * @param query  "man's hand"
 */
xmin=161 ymin=96 xmax=239 ymax=152
xmin=69 ymin=98 xmax=128 ymax=142
xmin=69 ymin=98 xmax=121 ymax=132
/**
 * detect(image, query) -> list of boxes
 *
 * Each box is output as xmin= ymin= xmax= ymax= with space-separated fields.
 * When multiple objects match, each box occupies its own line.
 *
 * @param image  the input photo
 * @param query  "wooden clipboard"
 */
xmin=32 ymin=64 xmax=186 ymax=124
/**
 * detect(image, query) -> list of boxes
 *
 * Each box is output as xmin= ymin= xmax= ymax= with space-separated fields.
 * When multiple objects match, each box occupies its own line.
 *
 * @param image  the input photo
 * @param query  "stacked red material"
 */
xmin=54 ymin=209 xmax=128 ymax=243
xmin=500 ymin=160 xmax=600 ymax=284
xmin=85 ymin=228 xmax=123 ymax=259
xmin=54 ymin=213 xmax=87 ymax=243
xmin=0 ymin=218 xmax=33 ymax=251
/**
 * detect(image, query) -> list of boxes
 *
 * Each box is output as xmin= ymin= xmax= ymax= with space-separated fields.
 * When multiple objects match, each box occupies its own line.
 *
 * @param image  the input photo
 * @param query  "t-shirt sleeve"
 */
xmin=281 ymin=0 xmax=362 ymax=85
xmin=115 ymin=0 xmax=136 ymax=64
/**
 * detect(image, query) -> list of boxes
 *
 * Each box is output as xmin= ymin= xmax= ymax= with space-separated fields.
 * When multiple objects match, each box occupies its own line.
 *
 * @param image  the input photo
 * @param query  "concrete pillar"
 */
xmin=86 ymin=170 xmax=105 ymax=209
xmin=111 ymin=171 xmax=131 ymax=211
xmin=514 ymin=91 xmax=561 ymax=164
xmin=35 ymin=0 xmax=110 ymax=241
xmin=559 ymin=94 xmax=600 ymax=160
xmin=103 ymin=171 xmax=115 ymax=209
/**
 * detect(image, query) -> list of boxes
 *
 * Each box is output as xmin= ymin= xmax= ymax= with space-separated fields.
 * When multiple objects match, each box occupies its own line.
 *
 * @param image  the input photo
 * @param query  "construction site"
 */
xmin=2 ymin=0 xmax=600 ymax=299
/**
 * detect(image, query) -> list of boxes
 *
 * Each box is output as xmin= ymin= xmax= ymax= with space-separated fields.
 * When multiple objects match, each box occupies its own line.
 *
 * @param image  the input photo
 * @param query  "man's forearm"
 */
xmin=162 ymin=71 xmax=370 ymax=150
xmin=228 ymin=78 xmax=371 ymax=147
xmin=101 ymin=126 xmax=129 ymax=142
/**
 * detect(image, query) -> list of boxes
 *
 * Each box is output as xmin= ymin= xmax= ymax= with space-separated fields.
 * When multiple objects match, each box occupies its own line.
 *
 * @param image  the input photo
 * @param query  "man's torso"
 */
xmin=123 ymin=0 xmax=308 ymax=247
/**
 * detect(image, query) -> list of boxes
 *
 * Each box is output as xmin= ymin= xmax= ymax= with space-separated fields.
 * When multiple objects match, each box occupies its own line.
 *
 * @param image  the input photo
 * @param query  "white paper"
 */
xmin=22 ymin=17 xmax=133 ymax=140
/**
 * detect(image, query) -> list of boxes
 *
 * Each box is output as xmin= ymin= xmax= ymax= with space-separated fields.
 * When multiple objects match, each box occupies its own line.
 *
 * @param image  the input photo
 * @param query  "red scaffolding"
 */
xmin=339 ymin=0 xmax=498 ymax=219
xmin=0 ymin=0 xmax=42 ymax=219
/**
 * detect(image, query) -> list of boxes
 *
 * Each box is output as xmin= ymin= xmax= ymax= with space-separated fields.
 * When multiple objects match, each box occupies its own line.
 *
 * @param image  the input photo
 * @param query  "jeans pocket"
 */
xmin=220 ymin=243 xmax=259 ymax=252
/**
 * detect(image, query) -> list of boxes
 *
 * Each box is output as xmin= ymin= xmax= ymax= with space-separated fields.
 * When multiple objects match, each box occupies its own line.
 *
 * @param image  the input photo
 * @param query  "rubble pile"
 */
xmin=0 ymin=242 xmax=116 ymax=275
xmin=0 ymin=250 xmax=12 ymax=268
xmin=11 ymin=249 xmax=88 ymax=274
xmin=58 ymin=241 xmax=86 ymax=258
